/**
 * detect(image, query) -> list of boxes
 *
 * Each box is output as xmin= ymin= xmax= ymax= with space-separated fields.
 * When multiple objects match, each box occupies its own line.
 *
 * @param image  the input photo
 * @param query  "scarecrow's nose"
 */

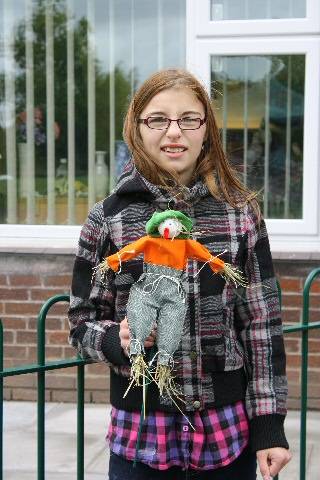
xmin=164 ymin=227 xmax=170 ymax=239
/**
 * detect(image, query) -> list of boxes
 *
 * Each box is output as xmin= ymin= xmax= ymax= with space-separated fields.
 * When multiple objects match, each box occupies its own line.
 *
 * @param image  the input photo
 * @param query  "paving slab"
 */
xmin=3 ymin=401 xmax=319 ymax=479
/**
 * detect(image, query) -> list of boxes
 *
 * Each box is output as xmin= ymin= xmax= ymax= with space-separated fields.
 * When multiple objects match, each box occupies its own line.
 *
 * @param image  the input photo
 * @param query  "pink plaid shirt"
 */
xmin=107 ymin=400 xmax=249 ymax=471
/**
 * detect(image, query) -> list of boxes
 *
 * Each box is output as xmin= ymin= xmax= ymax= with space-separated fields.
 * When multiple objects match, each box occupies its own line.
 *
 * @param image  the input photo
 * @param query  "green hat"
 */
xmin=145 ymin=210 xmax=193 ymax=238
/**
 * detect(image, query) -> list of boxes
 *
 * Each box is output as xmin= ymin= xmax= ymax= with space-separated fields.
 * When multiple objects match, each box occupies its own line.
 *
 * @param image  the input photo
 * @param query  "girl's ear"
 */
xmin=202 ymin=139 xmax=209 ymax=154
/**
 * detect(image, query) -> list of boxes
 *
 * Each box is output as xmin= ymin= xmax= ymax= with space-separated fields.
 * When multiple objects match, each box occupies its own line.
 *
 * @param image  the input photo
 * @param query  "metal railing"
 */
xmin=0 ymin=268 xmax=320 ymax=480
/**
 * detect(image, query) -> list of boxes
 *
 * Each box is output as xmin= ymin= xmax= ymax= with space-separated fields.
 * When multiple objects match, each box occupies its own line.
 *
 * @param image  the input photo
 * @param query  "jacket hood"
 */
xmin=113 ymin=159 xmax=210 ymax=209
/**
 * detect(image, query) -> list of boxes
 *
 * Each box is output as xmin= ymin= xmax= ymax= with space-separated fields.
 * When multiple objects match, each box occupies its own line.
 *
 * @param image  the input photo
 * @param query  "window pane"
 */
xmin=211 ymin=54 xmax=305 ymax=219
xmin=211 ymin=0 xmax=306 ymax=20
xmin=0 ymin=0 xmax=185 ymax=225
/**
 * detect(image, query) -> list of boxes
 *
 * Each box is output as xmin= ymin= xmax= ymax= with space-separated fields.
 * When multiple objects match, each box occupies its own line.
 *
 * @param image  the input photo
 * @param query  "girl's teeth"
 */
xmin=164 ymin=147 xmax=184 ymax=152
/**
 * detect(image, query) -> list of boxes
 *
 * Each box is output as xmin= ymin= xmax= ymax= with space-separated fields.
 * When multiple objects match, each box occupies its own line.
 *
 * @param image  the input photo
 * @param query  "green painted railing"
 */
xmin=0 ymin=294 xmax=89 ymax=480
xmin=0 ymin=268 xmax=320 ymax=479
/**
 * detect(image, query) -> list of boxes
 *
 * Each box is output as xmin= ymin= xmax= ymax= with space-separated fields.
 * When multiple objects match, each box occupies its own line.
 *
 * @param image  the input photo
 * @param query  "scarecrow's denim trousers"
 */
xmin=108 ymin=446 xmax=257 ymax=480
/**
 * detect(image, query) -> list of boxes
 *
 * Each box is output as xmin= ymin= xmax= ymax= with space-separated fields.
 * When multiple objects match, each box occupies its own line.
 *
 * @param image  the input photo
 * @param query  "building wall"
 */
xmin=1 ymin=253 xmax=319 ymax=409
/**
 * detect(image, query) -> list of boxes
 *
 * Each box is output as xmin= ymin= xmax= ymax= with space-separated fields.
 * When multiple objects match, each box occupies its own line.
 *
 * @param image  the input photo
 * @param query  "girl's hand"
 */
xmin=119 ymin=317 xmax=156 ymax=357
xmin=256 ymin=447 xmax=292 ymax=479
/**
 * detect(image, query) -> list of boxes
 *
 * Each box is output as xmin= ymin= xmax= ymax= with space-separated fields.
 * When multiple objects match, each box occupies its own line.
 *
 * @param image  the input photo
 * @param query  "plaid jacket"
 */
xmin=68 ymin=161 xmax=288 ymax=452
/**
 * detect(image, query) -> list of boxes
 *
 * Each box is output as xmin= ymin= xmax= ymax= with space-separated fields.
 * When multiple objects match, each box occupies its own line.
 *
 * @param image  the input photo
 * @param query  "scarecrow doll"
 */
xmin=97 ymin=210 xmax=246 ymax=406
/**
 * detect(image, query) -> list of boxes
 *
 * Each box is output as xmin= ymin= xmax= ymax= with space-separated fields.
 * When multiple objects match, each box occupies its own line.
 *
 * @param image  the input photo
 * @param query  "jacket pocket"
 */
xmin=201 ymin=331 xmax=226 ymax=372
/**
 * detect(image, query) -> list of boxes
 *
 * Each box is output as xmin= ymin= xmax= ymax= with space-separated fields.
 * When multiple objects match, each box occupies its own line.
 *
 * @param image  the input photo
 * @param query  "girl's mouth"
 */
xmin=161 ymin=146 xmax=187 ymax=158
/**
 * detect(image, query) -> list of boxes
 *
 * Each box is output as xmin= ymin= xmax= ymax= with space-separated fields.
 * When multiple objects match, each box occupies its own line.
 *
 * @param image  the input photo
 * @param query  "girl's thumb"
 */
xmin=258 ymin=453 xmax=271 ymax=480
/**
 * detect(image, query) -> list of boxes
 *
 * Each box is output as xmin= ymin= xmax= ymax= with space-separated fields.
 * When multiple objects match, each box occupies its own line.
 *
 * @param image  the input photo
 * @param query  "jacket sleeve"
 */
xmin=235 ymin=206 xmax=289 ymax=452
xmin=68 ymin=201 xmax=130 ymax=370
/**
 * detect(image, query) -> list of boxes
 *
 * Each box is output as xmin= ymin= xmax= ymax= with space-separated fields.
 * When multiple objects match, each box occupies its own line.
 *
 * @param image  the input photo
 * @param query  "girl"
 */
xmin=68 ymin=69 xmax=291 ymax=480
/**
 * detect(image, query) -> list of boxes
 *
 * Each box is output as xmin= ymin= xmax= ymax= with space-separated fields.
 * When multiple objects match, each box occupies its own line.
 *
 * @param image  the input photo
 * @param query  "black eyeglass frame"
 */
xmin=137 ymin=116 xmax=206 ymax=131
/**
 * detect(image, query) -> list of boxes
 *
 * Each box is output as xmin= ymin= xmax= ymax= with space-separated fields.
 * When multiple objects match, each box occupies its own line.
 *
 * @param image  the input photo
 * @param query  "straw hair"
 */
xmin=123 ymin=68 xmax=259 ymax=213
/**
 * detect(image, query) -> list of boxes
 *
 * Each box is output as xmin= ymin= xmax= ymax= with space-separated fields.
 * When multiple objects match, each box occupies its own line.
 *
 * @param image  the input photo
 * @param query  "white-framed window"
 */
xmin=0 ymin=0 xmax=186 ymax=251
xmin=187 ymin=0 xmax=320 ymax=254
xmin=194 ymin=0 xmax=320 ymax=36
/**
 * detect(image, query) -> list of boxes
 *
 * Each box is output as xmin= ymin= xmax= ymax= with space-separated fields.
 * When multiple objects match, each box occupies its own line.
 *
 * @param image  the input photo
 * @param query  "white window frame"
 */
xmin=0 ymin=225 xmax=81 ymax=251
xmin=192 ymin=0 xmax=320 ymax=37
xmin=188 ymin=50 xmax=320 ymax=253
xmin=1 ymin=1 xmax=320 ymax=254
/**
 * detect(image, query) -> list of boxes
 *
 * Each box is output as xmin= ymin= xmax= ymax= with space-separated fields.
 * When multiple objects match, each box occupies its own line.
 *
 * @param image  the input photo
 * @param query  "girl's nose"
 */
xmin=166 ymin=120 xmax=182 ymax=138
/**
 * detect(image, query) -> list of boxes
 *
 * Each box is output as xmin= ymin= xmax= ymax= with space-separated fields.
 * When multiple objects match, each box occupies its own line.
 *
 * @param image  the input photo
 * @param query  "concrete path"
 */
xmin=3 ymin=401 xmax=319 ymax=479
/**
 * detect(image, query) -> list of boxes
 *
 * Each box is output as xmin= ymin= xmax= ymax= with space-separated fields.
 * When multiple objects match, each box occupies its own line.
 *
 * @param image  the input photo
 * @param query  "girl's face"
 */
xmin=139 ymin=87 xmax=206 ymax=185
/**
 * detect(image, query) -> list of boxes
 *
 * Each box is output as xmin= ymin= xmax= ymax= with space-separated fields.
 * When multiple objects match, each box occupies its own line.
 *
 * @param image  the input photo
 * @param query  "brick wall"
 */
xmin=275 ymin=261 xmax=320 ymax=410
xmin=0 ymin=253 xmax=319 ymax=409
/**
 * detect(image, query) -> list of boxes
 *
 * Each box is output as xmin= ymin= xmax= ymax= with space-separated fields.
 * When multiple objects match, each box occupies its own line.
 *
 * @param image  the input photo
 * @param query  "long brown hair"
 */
xmin=123 ymin=68 xmax=258 ymax=210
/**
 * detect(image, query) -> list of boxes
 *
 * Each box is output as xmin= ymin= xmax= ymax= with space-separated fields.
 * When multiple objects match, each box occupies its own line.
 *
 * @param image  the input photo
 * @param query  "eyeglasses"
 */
xmin=138 ymin=116 xmax=206 ymax=131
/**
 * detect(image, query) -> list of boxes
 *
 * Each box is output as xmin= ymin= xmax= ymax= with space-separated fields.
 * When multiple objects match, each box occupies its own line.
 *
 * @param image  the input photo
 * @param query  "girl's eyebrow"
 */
xmin=146 ymin=110 xmax=203 ymax=117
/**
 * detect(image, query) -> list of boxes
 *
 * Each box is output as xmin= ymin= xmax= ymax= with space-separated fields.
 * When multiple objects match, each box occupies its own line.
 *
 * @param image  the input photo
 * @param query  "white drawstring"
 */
xmin=141 ymin=273 xmax=185 ymax=300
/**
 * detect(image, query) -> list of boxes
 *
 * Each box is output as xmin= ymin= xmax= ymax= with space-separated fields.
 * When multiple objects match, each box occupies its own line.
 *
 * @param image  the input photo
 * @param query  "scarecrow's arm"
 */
xmin=186 ymin=239 xmax=225 ymax=273
xmin=106 ymin=236 xmax=149 ymax=272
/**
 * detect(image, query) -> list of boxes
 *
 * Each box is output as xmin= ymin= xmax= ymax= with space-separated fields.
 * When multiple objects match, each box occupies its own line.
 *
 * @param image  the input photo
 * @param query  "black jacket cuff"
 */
xmin=101 ymin=324 xmax=131 ymax=367
xmin=249 ymin=414 xmax=289 ymax=452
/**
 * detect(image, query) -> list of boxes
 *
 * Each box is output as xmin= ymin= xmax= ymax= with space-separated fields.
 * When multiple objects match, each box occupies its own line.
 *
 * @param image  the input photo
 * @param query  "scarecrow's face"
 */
xmin=158 ymin=218 xmax=183 ymax=239
xmin=139 ymin=87 xmax=206 ymax=186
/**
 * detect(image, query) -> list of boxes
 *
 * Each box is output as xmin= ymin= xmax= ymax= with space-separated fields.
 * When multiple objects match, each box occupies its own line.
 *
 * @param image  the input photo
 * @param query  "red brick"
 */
xmin=309 ymin=398 xmax=320 ymax=409
xmin=283 ymin=293 xmax=320 ymax=309
xmin=308 ymin=384 xmax=320 ymax=397
xmin=0 ymin=288 xmax=29 ymax=301
xmin=30 ymin=288 xmax=63 ymax=301
xmin=0 ymin=275 xmax=8 ymax=285
xmin=4 ymin=345 xmax=27 ymax=358
xmin=28 ymin=346 xmax=63 ymax=361
xmin=288 ymin=383 xmax=301 ymax=397
xmin=4 ymin=331 xmax=14 ymax=344
xmin=308 ymin=370 xmax=320 ymax=384
xmin=282 ymin=309 xmax=301 ymax=324
xmin=3 ymin=388 xmax=12 ymax=400
xmin=46 ymin=303 xmax=69 ymax=316
xmin=310 ymin=280 xmax=320 ymax=294
xmin=308 ymin=310 xmax=320 ymax=322
xmin=60 ymin=366 xmax=77 ymax=375
xmin=280 ymin=278 xmax=302 ymax=293
xmin=47 ymin=331 xmax=68 ymax=345
xmin=12 ymin=388 xmax=50 ymax=401
xmin=28 ymin=317 xmax=62 ymax=331
xmin=91 ymin=390 xmax=109 ymax=403
xmin=64 ymin=346 xmax=77 ymax=358
xmin=309 ymin=329 xmax=320 ymax=339
xmin=51 ymin=390 xmax=77 ymax=402
xmin=286 ymin=369 xmax=300 ymax=382
xmin=16 ymin=330 xmax=37 ymax=344
xmin=62 ymin=318 xmax=70 ymax=330
xmin=44 ymin=275 xmax=71 ymax=287
xmin=287 ymin=398 xmax=300 ymax=409
xmin=5 ymin=302 xmax=42 ymax=316
xmin=282 ymin=295 xmax=302 ymax=308
xmin=10 ymin=275 xmax=41 ymax=287
xmin=45 ymin=374 xmax=76 ymax=389
xmin=309 ymin=340 xmax=320 ymax=353
xmin=0 ymin=303 xmax=4 ymax=314
xmin=284 ymin=338 xmax=300 ymax=353
xmin=287 ymin=354 xmax=320 ymax=368
xmin=4 ymin=374 xmax=36 ymax=388
xmin=309 ymin=295 xmax=320 ymax=308
xmin=85 ymin=376 xmax=110 ymax=390
xmin=1 ymin=318 xmax=27 ymax=329
xmin=87 ymin=363 xmax=108 ymax=374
